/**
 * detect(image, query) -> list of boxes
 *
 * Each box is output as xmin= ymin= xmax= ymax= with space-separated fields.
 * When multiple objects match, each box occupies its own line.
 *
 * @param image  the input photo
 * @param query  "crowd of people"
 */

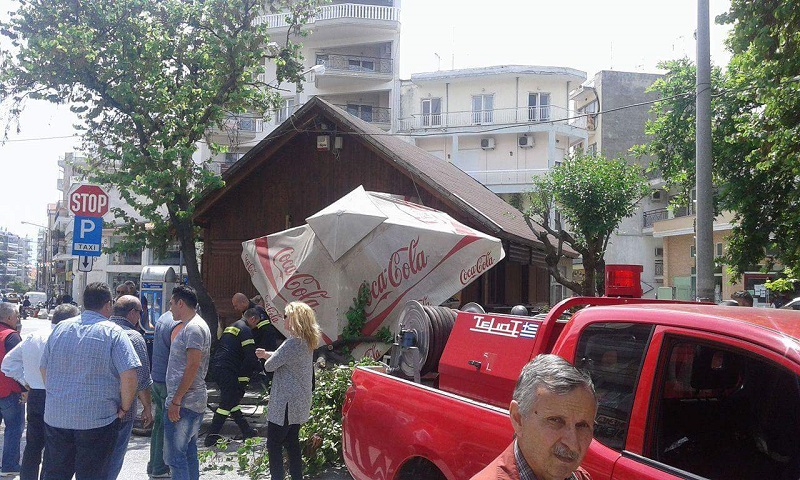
xmin=0 ymin=282 xmax=320 ymax=480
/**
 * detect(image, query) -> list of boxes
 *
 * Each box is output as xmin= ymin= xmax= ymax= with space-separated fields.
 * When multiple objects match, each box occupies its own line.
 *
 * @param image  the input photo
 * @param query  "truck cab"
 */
xmin=343 ymin=299 xmax=800 ymax=480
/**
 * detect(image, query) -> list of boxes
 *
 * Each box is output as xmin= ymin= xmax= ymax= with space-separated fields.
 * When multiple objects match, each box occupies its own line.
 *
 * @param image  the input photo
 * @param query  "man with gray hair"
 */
xmin=2 ymin=303 xmax=79 ymax=480
xmin=0 ymin=302 xmax=24 ymax=476
xmin=472 ymin=354 xmax=597 ymax=480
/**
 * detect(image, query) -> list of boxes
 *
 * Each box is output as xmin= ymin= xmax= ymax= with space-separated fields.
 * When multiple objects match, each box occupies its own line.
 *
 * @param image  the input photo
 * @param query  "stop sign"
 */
xmin=69 ymin=184 xmax=109 ymax=217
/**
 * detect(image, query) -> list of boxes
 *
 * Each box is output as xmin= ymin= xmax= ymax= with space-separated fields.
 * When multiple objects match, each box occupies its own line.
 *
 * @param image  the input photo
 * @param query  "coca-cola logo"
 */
xmin=263 ymin=300 xmax=282 ymax=323
xmin=243 ymin=254 xmax=256 ymax=276
xmin=285 ymin=273 xmax=331 ymax=309
xmin=460 ymin=252 xmax=495 ymax=285
xmin=272 ymin=247 xmax=297 ymax=281
xmin=366 ymin=237 xmax=429 ymax=315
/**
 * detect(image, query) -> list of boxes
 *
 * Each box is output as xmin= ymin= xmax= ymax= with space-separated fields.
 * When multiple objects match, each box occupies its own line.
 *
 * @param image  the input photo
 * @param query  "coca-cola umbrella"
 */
xmin=241 ymin=185 xmax=505 ymax=359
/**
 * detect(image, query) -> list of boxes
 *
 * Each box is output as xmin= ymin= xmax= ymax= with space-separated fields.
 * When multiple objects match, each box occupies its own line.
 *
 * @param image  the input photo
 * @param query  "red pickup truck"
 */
xmin=342 ymin=297 xmax=800 ymax=480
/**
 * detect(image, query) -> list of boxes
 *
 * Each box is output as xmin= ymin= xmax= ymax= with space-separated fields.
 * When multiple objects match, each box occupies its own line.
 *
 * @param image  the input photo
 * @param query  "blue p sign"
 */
xmin=72 ymin=215 xmax=103 ymax=256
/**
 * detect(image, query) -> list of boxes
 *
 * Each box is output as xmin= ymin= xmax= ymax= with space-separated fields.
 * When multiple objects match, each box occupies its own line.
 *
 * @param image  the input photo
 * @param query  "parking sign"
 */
xmin=72 ymin=216 xmax=103 ymax=256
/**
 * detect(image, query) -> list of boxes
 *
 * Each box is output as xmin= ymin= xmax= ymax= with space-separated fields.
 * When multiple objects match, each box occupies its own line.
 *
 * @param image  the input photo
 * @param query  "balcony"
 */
xmin=398 ymin=105 xmax=572 ymax=133
xmin=338 ymin=104 xmax=391 ymax=128
xmin=255 ymin=3 xmax=399 ymax=29
xmin=643 ymin=206 xmax=693 ymax=229
xmin=315 ymin=53 xmax=392 ymax=78
xmin=569 ymin=113 xmax=596 ymax=130
xmin=462 ymin=168 xmax=549 ymax=193
xmin=207 ymin=114 xmax=264 ymax=145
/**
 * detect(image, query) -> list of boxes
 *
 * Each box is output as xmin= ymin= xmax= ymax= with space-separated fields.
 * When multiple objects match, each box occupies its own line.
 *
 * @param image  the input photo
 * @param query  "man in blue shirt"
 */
xmin=40 ymin=282 xmax=140 ymax=479
xmin=107 ymin=295 xmax=153 ymax=479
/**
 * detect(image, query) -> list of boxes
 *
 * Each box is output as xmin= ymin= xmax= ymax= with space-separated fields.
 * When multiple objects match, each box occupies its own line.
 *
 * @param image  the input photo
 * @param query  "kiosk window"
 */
xmin=576 ymin=323 xmax=653 ymax=451
xmin=650 ymin=339 xmax=800 ymax=479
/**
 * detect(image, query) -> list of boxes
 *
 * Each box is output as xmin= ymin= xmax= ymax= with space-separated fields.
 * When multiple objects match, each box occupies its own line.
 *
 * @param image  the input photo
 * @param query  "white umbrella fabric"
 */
xmin=241 ymin=185 xmax=505 ymax=359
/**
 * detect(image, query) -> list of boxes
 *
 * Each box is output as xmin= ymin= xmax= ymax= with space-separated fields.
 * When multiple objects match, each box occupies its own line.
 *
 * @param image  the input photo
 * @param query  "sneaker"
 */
xmin=150 ymin=472 xmax=171 ymax=478
xmin=0 ymin=472 xmax=20 ymax=477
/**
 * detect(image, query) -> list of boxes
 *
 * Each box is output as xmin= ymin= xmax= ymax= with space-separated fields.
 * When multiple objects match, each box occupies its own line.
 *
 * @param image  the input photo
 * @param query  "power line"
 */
xmin=2 ymin=134 xmax=79 ymax=143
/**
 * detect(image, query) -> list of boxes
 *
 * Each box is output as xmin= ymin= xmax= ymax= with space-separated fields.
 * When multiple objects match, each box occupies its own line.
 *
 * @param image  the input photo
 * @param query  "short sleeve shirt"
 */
xmin=165 ymin=314 xmax=211 ymax=413
xmin=41 ymin=310 xmax=141 ymax=430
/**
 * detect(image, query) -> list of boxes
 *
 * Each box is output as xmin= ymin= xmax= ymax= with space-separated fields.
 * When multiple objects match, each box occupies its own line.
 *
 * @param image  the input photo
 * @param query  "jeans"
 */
xmin=0 ymin=391 xmax=24 ymax=473
xmin=21 ymin=389 xmax=46 ymax=480
xmin=147 ymin=382 xmax=169 ymax=476
xmin=43 ymin=420 xmax=118 ymax=480
xmin=163 ymin=407 xmax=202 ymax=480
xmin=104 ymin=419 xmax=133 ymax=480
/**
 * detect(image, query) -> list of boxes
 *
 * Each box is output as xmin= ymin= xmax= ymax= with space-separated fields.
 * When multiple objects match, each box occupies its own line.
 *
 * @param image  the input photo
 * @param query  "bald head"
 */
xmin=232 ymin=293 xmax=251 ymax=314
xmin=113 ymin=295 xmax=143 ymax=326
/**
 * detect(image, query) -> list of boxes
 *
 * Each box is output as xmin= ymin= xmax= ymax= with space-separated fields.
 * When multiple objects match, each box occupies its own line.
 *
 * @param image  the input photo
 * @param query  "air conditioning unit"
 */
xmin=518 ymin=135 xmax=534 ymax=148
xmin=480 ymin=138 xmax=495 ymax=150
xmin=654 ymin=247 xmax=664 ymax=257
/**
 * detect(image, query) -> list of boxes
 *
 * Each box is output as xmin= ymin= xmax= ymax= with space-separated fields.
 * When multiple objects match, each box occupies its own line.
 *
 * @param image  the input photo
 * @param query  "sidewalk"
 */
xmin=1 ymin=400 xmax=352 ymax=479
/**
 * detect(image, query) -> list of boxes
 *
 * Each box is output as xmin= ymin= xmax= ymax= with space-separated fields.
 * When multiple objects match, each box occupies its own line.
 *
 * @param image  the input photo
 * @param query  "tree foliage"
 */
xmin=0 ymin=0 xmax=318 ymax=333
xmin=522 ymin=153 xmax=650 ymax=296
xmin=639 ymin=0 xmax=800 ymax=278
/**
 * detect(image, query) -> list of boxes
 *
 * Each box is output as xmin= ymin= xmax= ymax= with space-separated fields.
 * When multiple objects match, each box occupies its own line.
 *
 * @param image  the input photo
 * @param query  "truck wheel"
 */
xmin=396 ymin=457 xmax=446 ymax=480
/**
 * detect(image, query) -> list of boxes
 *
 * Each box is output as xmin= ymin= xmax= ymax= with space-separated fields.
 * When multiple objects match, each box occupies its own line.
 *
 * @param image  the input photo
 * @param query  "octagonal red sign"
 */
xmin=69 ymin=184 xmax=109 ymax=217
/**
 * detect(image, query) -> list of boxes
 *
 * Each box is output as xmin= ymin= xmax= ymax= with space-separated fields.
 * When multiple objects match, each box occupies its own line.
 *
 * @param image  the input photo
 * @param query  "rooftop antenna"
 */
xmin=609 ymin=41 xmax=614 ymax=70
xmin=434 ymin=52 xmax=441 ymax=71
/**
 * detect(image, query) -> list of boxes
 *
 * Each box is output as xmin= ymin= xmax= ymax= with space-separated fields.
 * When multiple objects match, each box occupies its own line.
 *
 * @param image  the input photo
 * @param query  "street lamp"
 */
xmin=20 ymin=221 xmax=49 ymax=296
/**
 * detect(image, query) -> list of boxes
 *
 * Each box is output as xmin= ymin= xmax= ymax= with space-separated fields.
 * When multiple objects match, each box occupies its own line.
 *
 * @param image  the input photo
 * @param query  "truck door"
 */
xmin=611 ymin=327 xmax=800 ymax=480
xmin=571 ymin=322 xmax=655 ymax=480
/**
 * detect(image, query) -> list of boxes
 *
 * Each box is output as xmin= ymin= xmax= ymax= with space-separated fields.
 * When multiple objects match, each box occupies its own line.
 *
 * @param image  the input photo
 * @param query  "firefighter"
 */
xmin=249 ymin=306 xmax=286 ymax=389
xmin=252 ymin=305 xmax=286 ymax=352
xmin=205 ymin=308 xmax=262 ymax=446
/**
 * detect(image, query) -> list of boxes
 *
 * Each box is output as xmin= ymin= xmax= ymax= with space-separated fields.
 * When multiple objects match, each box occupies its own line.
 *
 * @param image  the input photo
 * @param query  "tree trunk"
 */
xmin=175 ymin=216 xmax=219 ymax=338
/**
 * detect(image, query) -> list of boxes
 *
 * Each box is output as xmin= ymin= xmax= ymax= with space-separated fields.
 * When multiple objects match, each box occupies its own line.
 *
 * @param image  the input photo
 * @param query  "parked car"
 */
xmin=781 ymin=297 xmax=800 ymax=310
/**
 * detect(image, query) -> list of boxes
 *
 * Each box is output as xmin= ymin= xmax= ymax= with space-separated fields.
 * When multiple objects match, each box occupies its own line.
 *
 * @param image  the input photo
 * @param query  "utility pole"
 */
xmin=695 ymin=0 xmax=715 ymax=302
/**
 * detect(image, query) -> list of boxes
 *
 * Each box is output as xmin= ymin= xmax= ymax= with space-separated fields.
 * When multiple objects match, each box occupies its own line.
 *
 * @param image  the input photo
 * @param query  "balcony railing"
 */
xmin=398 ymin=105 xmax=571 ymax=132
xmin=643 ymin=208 xmax=669 ymax=228
xmin=255 ymin=3 xmax=399 ymax=29
xmin=338 ymin=105 xmax=391 ymax=124
xmin=655 ymin=259 xmax=664 ymax=276
xmin=642 ymin=206 xmax=694 ymax=228
xmin=316 ymin=53 xmax=392 ymax=75
xmin=463 ymin=168 xmax=549 ymax=188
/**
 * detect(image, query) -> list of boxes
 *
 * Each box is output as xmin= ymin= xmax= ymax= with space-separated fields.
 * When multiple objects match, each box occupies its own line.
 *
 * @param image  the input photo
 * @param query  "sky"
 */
xmin=0 ymin=0 xmax=733 ymax=247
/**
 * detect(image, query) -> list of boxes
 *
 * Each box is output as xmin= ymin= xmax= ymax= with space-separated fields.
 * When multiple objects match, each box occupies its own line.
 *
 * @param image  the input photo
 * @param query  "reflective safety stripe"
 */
xmin=256 ymin=320 xmax=270 ymax=329
xmin=238 ymin=377 xmax=250 ymax=382
xmin=231 ymin=405 xmax=242 ymax=413
xmin=241 ymin=339 xmax=255 ymax=347
xmin=216 ymin=408 xmax=231 ymax=416
xmin=223 ymin=326 xmax=240 ymax=336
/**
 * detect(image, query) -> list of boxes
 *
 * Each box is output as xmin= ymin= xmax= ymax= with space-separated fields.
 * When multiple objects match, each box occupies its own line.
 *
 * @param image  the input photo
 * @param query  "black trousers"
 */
xmin=43 ymin=419 xmax=119 ymax=480
xmin=21 ymin=389 xmax=46 ymax=480
xmin=267 ymin=405 xmax=302 ymax=480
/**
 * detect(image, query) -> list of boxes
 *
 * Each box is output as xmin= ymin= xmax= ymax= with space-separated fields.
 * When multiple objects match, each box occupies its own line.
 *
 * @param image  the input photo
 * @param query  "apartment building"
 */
xmin=570 ymin=70 xmax=664 ymax=298
xmin=198 ymin=0 xmax=401 ymax=174
xmin=0 ymin=230 xmax=30 ymax=290
xmin=397 ymin=65 xmax=588 ymax=195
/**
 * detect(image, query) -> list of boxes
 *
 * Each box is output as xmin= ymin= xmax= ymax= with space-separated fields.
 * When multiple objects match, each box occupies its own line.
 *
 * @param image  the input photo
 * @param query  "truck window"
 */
xmin=576 ymin=323 xmax=653 ymax=451
xmin=649 ymin=339 xmax=800 ymax=479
